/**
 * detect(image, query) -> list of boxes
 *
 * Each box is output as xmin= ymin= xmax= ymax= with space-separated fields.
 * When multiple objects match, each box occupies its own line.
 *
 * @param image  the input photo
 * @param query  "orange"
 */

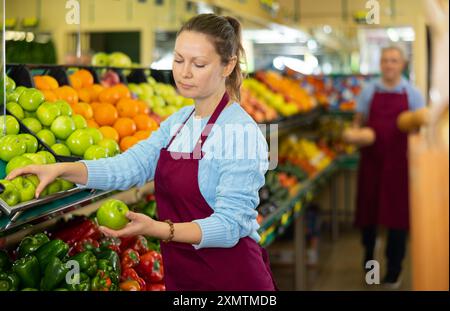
xmin=87 ymin=119 xmax=99 ymax=129
xmin=42 ymin=76 xmax=59 ymax=90
xmin=89 ymin=84 xmax=104 ymax=102
xmin=134 ymin=130 xmax=152 ymax=140
xmin=112 ymin=84 xmax=131 ymax=99
xmin=90 ymin=102 xmax=102 ymax=111
xmin=94 ymin=103 xmax=119 ymax=126
xmin=133 ymin=114 xmax=158 ymax=131
xmin=71 ymin=102 xmax=94 ymax=120
xmin=116 ymin=98 xmax=139 ymax=118
xmin=77 ymin=69 xmax=94 ymax=88
xmin=69 ymin=74 xmax=83 ymax=90
xmin=99 ymin=126 xmax=120 ymax=142
xmin=114 ymin=118 xmax=137 ymax=138
xmin=136 ymin=100 xmax=150 ymax=115
xmin=99 ymin=88 xmax=120 ymax=105
xmin=120 ymin=136 xmax=139 ymax=152
xmin=42 ymin=90 xmax=58 ymax=102
xmin=34 ymin=76 xmax=50 ymax=91
xmin=78 ymin=88 xmax=91 ymax=103
xmin=54 ymin=86 xmax=79 ymax=105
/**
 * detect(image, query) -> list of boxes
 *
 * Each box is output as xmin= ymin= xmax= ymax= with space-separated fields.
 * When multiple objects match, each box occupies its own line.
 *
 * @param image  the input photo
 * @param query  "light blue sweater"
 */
xmin=80 ymin=103 xmax=269 ymax=249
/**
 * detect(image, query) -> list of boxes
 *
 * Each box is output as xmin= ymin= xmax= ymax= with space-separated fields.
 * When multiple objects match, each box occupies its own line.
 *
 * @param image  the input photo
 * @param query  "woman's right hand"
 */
xmin=6 ymin=164 xmax=63 ymax=198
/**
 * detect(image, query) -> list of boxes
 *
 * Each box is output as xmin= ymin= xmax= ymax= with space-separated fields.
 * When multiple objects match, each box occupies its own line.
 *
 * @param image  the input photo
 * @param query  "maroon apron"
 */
xmin=355 ymin=88 xmax=410 ymax=230
xmin=154 ymin=93 xmax=277 ymax=291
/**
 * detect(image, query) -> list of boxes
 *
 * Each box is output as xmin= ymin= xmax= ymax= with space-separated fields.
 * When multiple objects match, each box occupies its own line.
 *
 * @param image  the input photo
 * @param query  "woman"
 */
xmin=7 ymin=14 xmax=277 ymax=291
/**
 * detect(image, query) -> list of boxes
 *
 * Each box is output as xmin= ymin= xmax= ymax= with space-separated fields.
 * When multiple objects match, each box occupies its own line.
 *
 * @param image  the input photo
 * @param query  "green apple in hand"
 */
xmin=11 ymin=176 xmax=36 ymax=202
xmin=72 ymin=114 xmax=87 ymax=130
xmin=6 ymin=102 xmax=25 ymax=120
xmin=97 ymin=139 xmax=120 ymax=157
xmin=66 ymin=129 xmax=94 ymax=157
xmin=18 ymin=134 xmax=38 ymax=153
xmin=51 ymin=116 xmax=76 ymax=140
xmin=0 ymin=180 xmax=21 ymax=206
xmin=5 ymin=155 xmax=34 ymax=175
xmin=0 ymin=115 xmax=20 ymax=136
xmin=59 ymin=179 xmax=75 ymax=191
xmin=0 ymin=135 xmax=27 ymax=162
xmin=36 ymin=102 xmax=62 ymax=126
xmin=22 ymin=118 xmax=42 ymax=133
xmin=52 ymin=143 xmax=71 ymax=156
xmin=56 ymin=100 xmax=73 ymax=116
xmin=36 ymin=129 xmax=56 ymax=146
xmin=18 ymin=88 xmax=45 ymax=112
xmin=83 ymin=145 xmax=108 ymax=160
xmin=22 ymin=153 xmax=47 ymax=165
xmin=96 ymin=199 xmax=130 ymax=230
xmin=37 ymin=151 xmax=56 ymax=164
xmin=85 ymin=128 xmax=103 ymax=144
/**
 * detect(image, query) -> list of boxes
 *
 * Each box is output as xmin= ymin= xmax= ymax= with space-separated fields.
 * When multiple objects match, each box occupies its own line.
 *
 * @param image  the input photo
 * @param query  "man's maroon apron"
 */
xmin=154 ymin=93 xmax=277 ymax=291
xmin=355 ymin=88 xmax=410 ymax=230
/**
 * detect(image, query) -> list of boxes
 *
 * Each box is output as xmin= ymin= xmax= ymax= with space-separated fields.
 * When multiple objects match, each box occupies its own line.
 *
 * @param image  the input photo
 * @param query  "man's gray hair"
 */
xmin=381 ymin=45 xmax=408 ymax=61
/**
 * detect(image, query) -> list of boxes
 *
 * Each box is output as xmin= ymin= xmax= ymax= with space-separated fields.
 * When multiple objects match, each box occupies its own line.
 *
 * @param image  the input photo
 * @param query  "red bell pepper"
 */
xmin=52 ymin=217 xmax=101 ymax=246
xmin=99 ymin=237 xmax=121 ymax=253
xmin=136 ymin=251 xmax=164 ymax=283
xmin=69 ymin=238 xmax=100 ymax=256
xmin=119 ymin=280 xmax=141 ymax=291
xmin=121 ymin=249 xmax=140 ymax=269
xmin=121 ymin=268 xmax=146 ymax=290
xmin=147 ymin=283 xmax=166 ymax=291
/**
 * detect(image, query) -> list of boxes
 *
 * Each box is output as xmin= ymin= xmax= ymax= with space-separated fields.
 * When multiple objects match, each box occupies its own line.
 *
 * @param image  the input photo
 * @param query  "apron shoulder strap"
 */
xmin=166 ymin=108 xmax=195 ymax=149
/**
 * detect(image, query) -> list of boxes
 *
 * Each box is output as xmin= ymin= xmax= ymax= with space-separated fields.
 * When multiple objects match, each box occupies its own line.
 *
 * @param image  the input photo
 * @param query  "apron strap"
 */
xmin=193 ymin=92 xmax=230 ymax=157
xmin=166 ymin=108 xmax=195 ymax=149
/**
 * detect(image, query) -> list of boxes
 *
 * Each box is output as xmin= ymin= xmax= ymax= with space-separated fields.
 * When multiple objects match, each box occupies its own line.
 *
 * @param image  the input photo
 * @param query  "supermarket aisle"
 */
xmin=311 ymin=229 xmax=412 ymax=291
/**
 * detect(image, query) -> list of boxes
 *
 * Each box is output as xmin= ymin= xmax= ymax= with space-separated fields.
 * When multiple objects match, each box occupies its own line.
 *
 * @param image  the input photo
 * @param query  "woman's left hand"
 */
xmin=99 ymin=211 xmax=156 ymax=238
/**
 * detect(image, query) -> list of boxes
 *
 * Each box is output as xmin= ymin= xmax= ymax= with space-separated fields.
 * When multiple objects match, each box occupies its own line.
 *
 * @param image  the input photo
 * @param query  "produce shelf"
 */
xmin=0 ymin=189 xmax=115 ymax=233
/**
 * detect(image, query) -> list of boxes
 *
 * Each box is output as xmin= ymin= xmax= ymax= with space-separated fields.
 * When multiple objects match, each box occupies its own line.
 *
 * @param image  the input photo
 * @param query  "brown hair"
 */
xmin=178 ymin=14 xmax=246 ymax=102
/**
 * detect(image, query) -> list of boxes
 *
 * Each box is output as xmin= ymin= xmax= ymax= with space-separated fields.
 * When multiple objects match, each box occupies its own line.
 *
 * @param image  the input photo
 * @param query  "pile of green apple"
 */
xmin=128 ymin=77 xmax=194 ymax=118
xmin=4 ymin=76 xmax=120 ymax=160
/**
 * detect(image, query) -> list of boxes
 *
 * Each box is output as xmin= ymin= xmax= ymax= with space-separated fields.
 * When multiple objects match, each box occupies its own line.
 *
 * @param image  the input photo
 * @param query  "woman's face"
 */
xmin=173 ymin=31 xmax=232 ymax=100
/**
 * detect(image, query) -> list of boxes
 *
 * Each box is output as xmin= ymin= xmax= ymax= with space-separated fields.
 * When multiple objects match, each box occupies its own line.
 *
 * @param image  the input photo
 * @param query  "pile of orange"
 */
xmin=33 ymin=70 xmax=160 ymax=153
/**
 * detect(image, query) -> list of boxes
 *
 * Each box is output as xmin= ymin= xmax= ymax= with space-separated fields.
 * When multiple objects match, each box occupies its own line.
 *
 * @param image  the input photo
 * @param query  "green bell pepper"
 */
xmin=95 ymin=249 xmax=121 ymax=275
xmin=65 ymin=272 xmax=91 ymax=291
xmin=17 ymin=233 xmax=50 ymax=258
xmin=0 ymin=271 xmax=20 ymax=291
xmin=71 ymin=251 xmax=97 ymax=277
xmin=21 ymin=288 xmax=38 ymax=291
xmin=54 ymin=288 xmax=69 ymax=291
xmin=91 ymin=270 xmax=113 ymax=291
xmin=97 ymin=259 xmax=119 ymax=285
xmin=12 ymin=255 xmax=40 ymax=289
xmin=34 ymin=239 xmax=69 ymax=272
xmin=0 ymin=250 xmax=11 ymax=272
xmin=40 ymin=257 xmax=69 ymax=291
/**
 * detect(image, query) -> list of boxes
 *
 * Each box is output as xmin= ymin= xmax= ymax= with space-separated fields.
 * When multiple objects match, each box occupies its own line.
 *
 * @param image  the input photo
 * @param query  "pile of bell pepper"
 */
xmin=0 ymin=215 xmax=165 ymax=291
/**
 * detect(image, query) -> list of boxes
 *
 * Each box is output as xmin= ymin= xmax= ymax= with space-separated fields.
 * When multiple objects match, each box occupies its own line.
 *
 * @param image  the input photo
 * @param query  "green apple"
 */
xmin=4 ymin=75 xmax=16 ymax=92
xmin=128 ymin=83 xmax=143 ymax=97
xmin=0 ymin=179 xmax=21 ymax=206
xmin=59 ymin=179 xmax=75 ymax=191
xmin=6 ymin=86 xmax=27 ymax=103
xmin=18 ymin=134 xmax=38 ymax=153
xmin=6 ymin=102 xmax=25 ymax=120
xmin=72 ymin=114 xmax=87 ymax=130
xmin=96 ymin=199 xmax=130 ymax=230
xmin=97 ymin=139 xmax=120 ymax=157
xmin=92 ymin=52 xmax=110 ymax=66
xmin=56 ymin=100 xmax=73 ymax=116
xmin=51 ymin=143 xmax=71 ymax=156
xmin=22 ymin=118 xmax=42 ymax=133
xmin=5 ymin=155 xmax=34 ymax=175
xmin=0 ymin=135 xmax=27 ymax=162
xmin=66 ymin=129 xmax=94 ymax=157
xmin=26 ymin=175 xmax=40 ymax=188
xmin=83 ymin=145 xmax=108 ymax=160
xmin=22 ymin=153 xmax=47 ymax=165
xmin=23 ymin=111 xmax=37 ymax=119
xmin=150 ymin=95 xmax=165 ymax=109
xmin=11 ymin=176 xmax=36 ymax=202
xmin=46 ymin=179 xmax=62 ymax=195
xmin=108 ymin=52 xmax=132 ymax=68
xmin=18 ymin=88 xmax=45 ymax=112
xmin=36 ymin=129 xmax=56 ymax=146
xmin=51 ymin=116 xmax=76 ymax=140
xmin=0 ymin=115 xmax=20 ymax=136
xmin=37 ymin=151 xmax=56 ymax=164
xmin=85 ymin=128 xmax=103 ymax=144
xmin=36 ymin=102 xmax=62 ymax=126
